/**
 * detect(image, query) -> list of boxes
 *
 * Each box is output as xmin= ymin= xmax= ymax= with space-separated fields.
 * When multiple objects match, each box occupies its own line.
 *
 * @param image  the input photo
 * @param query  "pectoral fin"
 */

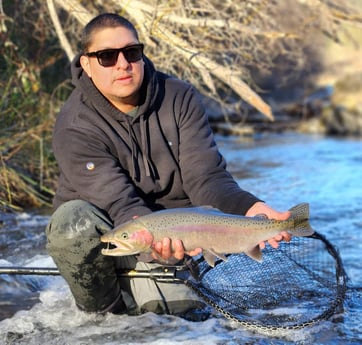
xmin=244 ymin=246 xmax=263 ymax=262
xmin=203 ymin=249 xmax=228 ymax=267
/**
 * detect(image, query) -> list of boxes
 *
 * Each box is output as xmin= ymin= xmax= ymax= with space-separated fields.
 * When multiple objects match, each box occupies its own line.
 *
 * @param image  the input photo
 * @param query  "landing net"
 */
xmin=185 ymin=232 xmax=347 ymax=332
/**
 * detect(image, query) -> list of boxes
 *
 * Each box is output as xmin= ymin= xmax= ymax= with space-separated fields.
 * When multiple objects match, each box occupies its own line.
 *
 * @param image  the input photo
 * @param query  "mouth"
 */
xmin=101 ymin=241 xmax=115 ymax=255
xmin=101 ymin=240 xmax=144 ymax=256
xmin=115 ymin=75 xmax=132 ymax=82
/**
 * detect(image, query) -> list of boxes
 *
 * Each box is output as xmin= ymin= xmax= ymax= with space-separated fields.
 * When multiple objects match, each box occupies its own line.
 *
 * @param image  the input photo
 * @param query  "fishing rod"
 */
xmin=0 ymin=265 xmax=189 ymax=283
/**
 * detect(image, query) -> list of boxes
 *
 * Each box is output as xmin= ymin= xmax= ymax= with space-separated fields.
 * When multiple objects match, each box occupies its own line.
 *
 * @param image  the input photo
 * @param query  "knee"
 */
xmin=46 ymin=200 xmax=113 ymax=242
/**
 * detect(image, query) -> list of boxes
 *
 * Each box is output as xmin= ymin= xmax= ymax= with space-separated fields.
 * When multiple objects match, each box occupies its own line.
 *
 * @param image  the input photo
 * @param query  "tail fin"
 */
xmin=289 ymin=203 xmax=315 ymax=237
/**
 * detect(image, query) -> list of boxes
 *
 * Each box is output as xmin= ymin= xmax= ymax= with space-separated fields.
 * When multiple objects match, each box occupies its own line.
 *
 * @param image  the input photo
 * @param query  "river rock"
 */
xmin=298 ymin=73 xmax=362 ymax=136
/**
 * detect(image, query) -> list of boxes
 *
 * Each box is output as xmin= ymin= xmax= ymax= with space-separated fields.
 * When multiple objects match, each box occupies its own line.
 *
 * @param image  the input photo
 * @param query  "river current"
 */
xmin=0 ymin=132 xmax=361 ymax=344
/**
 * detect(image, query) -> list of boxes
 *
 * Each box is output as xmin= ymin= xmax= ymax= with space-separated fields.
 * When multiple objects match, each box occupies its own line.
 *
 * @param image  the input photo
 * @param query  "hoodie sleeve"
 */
xmin=52 ymin=118 xmax=153 ymax=227
xmin=177 ymin=85 xmax=261 ymax=215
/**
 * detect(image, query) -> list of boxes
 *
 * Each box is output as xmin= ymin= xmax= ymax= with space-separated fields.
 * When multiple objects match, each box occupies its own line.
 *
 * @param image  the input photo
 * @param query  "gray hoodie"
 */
xmin=52 ymin=55 xmax=261 ymax=226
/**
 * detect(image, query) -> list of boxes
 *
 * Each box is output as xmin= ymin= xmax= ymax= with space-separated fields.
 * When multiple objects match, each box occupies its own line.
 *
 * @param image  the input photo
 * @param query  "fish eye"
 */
xmin=121 ymin=232 xmax=128 ymax=240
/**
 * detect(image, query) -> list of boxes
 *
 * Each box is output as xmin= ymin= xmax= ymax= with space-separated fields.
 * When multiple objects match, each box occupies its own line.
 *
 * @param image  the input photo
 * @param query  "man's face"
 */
xmin=80 ymin=26 xmax=145 ymax=112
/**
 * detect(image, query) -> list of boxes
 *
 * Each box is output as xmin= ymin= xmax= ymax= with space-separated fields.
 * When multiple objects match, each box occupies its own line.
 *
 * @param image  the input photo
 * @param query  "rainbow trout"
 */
xmin=100 ymin=203 xmax=314 ymax=266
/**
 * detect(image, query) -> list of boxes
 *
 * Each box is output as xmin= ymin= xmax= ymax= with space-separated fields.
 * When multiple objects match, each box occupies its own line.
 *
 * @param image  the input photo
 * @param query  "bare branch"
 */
xmin=46 ymin=0 xmax=75 ymax=61
xmin=49 ymin=0 xmax=362 ymax=121
xmin=111 ymin=0 xmax=273 ymax=119
xmin=54 ymin=0 xmax=92 ymax=25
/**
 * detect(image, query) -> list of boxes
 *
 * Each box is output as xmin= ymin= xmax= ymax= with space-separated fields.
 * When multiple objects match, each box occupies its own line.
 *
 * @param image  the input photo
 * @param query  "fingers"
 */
xmin=151 ymin=238 xmax=186 ymax=262
xmin=161 ymin=237 xmax=173 ymax=259
xmin=187 ymin=247 xmax=202 ymax=256
xmin=280 ymin=231 xmax=292 ymax=242
xmin=278 ymin=211 xmax=292 ymax=221
xmin=152 ymin=238 xmax=172 ymax=260
xmin=259 ymin=231 xmax=292 ymax=250
xmin=259 ymin=241 xmax=266 ymax=250
xmin=246 ymin=202 xmax=291 ymax=221
xmin=259 ymin=236 xmax=281 ymax=250
xmin=172 ymin=239 xmax=185 ymax=261
xmin=267 ymin=237 xmax=282 ymax=249
xmin=249 ymin=203 xmax=293 ymax=250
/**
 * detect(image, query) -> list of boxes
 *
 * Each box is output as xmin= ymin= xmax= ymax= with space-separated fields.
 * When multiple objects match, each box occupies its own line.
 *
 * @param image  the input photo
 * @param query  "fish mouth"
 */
xmin=101 ymin=240 xmax=147 ymax=256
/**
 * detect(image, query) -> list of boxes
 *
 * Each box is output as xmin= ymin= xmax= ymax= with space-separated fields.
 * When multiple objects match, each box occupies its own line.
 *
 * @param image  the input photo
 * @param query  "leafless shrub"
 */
xmin=0 ymin=0 xmax=361 ymax=209
xmin=49 ymin=0 xmax=362 ymax=118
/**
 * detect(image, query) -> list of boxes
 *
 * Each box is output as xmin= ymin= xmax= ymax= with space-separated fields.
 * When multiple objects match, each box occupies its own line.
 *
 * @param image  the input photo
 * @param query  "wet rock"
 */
xmin=323 ymin=105 xmax=362 ymax=136
xmin=4 ymin=331 xmax=24 ymax=343
xmin=297 ymin=73 xmax=362 ymax=136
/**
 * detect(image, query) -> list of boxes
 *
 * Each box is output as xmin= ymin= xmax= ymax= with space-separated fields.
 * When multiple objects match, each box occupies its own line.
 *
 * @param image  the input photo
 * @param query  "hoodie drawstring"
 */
xmin=140 ymin=116 xmax=157 ymax=179
xmin=126 ymin=120 xmax=138 ymax=180
xmin=125 ymin=116 xmax=156 ymax=181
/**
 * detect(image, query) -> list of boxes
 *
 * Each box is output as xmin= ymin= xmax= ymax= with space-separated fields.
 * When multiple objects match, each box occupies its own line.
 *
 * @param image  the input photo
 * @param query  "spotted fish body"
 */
xmin=100 ymin=203 xmax=314 ymax=266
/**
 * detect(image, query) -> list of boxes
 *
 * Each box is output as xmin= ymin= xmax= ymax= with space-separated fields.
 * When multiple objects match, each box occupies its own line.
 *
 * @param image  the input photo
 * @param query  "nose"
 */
xmin=115 ymin=51 xmax=129 ymax=68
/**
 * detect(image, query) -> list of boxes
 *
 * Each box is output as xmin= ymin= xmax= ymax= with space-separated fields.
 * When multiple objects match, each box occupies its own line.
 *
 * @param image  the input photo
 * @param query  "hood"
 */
xmin=70 ymin=53 xmax=159 ymax=119
xmin=70 ymin=52 xmax=84 ymax=86
xmin=69 ymin=53 xmax=162 ymax=181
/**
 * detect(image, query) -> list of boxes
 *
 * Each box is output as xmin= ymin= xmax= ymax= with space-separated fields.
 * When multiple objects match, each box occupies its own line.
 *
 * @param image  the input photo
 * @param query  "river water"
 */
xmin=0 ymin=132 xmax=361 ymax=344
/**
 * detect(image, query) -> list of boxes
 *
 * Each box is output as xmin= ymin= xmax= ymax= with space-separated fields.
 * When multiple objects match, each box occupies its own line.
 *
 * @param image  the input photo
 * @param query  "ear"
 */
xmin=80 ymin=55 xmax=92 ymax=78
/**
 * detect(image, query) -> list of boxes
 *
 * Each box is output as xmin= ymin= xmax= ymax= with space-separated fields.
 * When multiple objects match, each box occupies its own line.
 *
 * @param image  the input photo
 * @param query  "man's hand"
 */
xmin=151 ymin=238 xmax=202 ymax=264
xmin=246 ymin=202 xmax=292 ymax=249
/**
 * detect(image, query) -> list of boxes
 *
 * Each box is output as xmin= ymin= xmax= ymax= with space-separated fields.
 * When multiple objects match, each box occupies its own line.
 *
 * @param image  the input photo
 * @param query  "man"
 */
xmin=46 ymin=13 xmax=291 ymax=318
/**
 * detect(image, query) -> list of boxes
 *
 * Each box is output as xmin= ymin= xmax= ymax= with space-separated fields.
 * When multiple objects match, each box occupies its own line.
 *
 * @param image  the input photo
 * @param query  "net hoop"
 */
xmin=185 ymin=232 xmax=347 ymax=333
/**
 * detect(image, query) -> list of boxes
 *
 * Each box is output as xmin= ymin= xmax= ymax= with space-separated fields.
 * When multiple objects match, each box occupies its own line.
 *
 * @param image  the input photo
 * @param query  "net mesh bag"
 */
xmin=185 ymin=232 xmax=347 ymax=332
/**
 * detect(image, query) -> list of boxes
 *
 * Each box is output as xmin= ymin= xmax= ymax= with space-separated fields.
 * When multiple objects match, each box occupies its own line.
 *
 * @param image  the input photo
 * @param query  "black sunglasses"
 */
xmin=85 ymin=43 xmax=144 ymax=67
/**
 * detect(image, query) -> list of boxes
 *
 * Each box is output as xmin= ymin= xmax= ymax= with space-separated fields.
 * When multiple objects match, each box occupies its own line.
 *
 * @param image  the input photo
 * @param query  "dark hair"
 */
xmin=81 ymin=13 xmax=139 ymax=52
